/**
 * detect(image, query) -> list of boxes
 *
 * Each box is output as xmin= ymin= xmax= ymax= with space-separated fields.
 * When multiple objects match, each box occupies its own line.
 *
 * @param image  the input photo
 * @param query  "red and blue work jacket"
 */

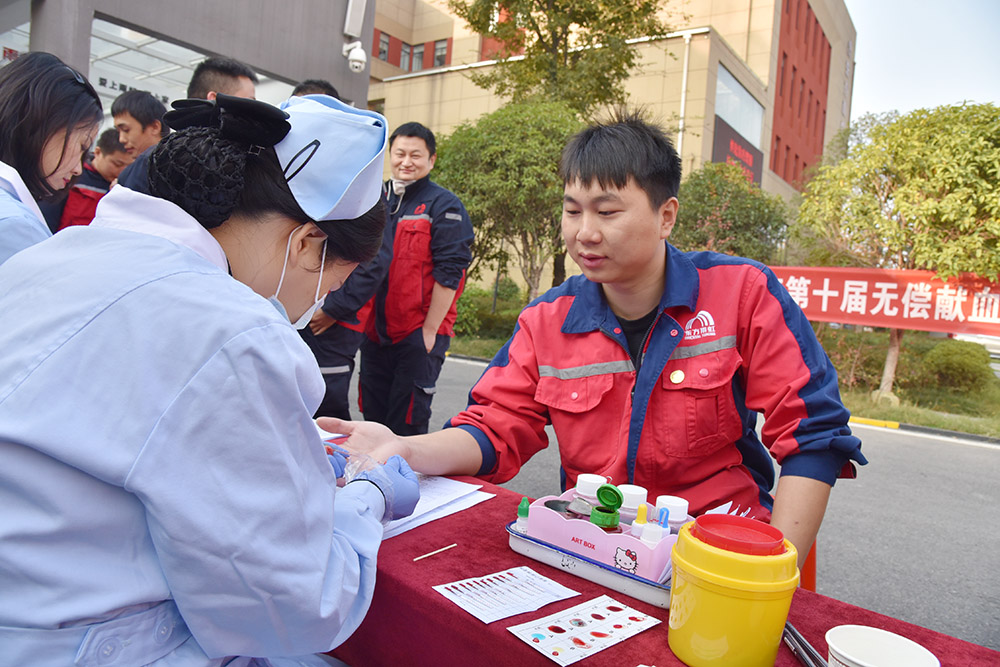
xmin=447 ymin=243 xmax=865 ymax=519
xmin=369 ymin=176 xmax=473 ymax=344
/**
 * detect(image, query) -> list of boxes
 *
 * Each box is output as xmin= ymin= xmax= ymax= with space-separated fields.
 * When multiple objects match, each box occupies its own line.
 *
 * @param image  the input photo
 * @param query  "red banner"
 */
xmin=770 ymin=266 xmax=1000 ymax=336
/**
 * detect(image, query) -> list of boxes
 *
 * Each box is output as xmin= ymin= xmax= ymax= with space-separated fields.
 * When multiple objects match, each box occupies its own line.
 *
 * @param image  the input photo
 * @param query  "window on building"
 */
xmin=773 ymin=136 xmax=782 ymax=171
xmin=401 ymin=43 xmax=411 ymax=71
xmin=378 ymin=33 xmax=389 ymax=61
xmin=412 ymin=44 xmax=424 ymax=72
xmin=779 ymin=53 xmax=786 ymax=97
xmin=790 ymin=66 xmax=797 ymax=107
xmin=715 ymin=65 xmax=764 ymax=149
xmin=433 ymin=39 xmax=448 ymax=67
xmin=798 ymin=78 xmax=805 ymax=118
xmin=806 ymin=90 xmax=813 ymax=127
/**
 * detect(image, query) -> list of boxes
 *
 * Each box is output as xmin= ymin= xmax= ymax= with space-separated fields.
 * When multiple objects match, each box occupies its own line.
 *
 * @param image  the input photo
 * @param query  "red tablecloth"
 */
xmin=333 ymin=478 xmax=997 ymax=666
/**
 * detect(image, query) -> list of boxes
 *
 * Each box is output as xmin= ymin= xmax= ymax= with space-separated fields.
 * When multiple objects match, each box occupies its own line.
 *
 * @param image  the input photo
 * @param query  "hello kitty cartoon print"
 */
xmin=614 ymin=547 xmax=638 ymax=574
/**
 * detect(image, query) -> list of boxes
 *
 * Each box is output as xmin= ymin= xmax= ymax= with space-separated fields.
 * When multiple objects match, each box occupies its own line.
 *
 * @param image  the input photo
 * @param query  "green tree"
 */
xmin=449 ymin=0 xmax=668 ymax=114
xmin=672 ymin=162 xmax=788 ymax=263
xmin=448 ymin=0 xmax=671 ymax=287
xmin=435 ymin=100 xmax=584 ymax=300
xmin=795 ymin=103 xmax=1000 ymax=399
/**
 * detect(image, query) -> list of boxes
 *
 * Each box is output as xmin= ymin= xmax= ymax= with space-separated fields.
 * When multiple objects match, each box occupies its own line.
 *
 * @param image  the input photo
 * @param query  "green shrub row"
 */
xmin=815 ymin=326 xmax=997 ymax=394
xmin=455 ymin=277 xmax=525 ymax=339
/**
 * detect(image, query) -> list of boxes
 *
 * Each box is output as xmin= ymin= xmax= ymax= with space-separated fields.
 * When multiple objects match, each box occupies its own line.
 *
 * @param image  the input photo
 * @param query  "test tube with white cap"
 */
xmin=616 ymin=484 xmax=648 ymax=525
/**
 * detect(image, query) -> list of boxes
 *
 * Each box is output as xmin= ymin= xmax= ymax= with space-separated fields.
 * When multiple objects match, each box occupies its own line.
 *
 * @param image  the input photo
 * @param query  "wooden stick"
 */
xmin=412 ymin=543 xmax=458 ymax=562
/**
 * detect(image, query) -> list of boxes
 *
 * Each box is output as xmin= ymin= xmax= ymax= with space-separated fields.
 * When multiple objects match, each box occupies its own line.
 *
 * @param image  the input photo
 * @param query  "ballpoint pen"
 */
xmin=785 ymin=621 xmax=828 ymax=667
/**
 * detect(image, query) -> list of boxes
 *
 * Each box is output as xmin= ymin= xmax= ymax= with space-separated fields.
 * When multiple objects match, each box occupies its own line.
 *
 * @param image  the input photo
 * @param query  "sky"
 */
xmin=843 ymin=0 xmax=1000 ymax=121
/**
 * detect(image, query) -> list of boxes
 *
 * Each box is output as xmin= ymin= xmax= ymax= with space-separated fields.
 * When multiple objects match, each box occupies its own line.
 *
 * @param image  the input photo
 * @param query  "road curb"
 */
xmin=849 ymin=417 xmax=1000 ymax=445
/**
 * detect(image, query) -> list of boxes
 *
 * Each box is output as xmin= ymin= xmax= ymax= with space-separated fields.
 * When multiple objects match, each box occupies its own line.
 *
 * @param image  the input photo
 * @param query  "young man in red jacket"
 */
xmin=332 ymin=111 xmax=864 ymax=566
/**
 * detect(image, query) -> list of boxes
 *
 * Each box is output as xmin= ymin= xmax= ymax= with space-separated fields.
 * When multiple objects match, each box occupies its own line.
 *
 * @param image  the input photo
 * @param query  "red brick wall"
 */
xmin=771 ymin=0 xmax=831 ymax=188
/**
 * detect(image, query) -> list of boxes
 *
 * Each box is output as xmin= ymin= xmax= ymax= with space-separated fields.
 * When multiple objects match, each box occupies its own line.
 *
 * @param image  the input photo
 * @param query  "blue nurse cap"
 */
xmin=276 ymin=94 xmax=387 ymax=222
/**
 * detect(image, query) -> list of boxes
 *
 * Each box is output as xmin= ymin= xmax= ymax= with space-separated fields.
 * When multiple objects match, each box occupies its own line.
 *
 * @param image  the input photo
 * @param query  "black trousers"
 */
xmin=299 ymin=325 xmax=367 ymax=420
xmin=359 ymin=329 xmax=450 ymax=435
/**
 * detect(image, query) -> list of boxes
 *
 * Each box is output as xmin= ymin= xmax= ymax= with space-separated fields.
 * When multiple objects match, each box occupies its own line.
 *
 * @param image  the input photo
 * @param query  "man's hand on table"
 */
xmin=319 ymin=417 xmax=412 ymax=465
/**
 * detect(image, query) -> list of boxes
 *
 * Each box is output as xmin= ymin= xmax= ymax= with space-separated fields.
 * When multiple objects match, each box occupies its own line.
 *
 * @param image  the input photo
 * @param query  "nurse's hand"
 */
xmin=309 ymin=309 xmax=336 ymax=335
xmin=319 ymin=418 xmax=411 ymax=465
xmin=350 ymin=455 xmax=420 ymax=522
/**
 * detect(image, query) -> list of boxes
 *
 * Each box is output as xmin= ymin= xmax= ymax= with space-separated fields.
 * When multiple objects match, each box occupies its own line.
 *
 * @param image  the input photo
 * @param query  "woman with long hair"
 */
xmin=0 ymin=51 xmax=103 ymax=263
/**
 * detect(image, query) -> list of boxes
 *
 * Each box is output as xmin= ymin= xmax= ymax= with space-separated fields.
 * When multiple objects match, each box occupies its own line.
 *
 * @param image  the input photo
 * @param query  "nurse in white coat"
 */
xmin=0 ymin=94 xmax=418 ymax=665
xmin=0 ymin=51 xmax=103 ymax=264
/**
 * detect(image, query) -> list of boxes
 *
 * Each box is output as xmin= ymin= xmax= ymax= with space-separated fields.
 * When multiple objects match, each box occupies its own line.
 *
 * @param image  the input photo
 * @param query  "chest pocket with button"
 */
xmin=652 ymin=347 xmax=744 ymax=458
xmin=535 ymin=371 xmax=621 ymax=473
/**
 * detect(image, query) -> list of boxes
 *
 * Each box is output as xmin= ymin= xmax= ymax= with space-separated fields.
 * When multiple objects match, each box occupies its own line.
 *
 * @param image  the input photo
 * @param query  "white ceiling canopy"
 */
xmin=0 ymin=17 xmax=294 ymax=126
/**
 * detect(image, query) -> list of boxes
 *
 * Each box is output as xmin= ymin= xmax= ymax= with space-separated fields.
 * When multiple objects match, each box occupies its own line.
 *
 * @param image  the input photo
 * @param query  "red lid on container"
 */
xmin=691 ymin=514 xmax=786 ymax=555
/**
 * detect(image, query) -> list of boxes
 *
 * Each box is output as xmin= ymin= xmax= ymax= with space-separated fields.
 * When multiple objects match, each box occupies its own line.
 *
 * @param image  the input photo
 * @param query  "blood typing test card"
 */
xmin=507 ymin=595 xmax=662 ymax=666
xmin=433 ymin=566 xmax=580 ymax=624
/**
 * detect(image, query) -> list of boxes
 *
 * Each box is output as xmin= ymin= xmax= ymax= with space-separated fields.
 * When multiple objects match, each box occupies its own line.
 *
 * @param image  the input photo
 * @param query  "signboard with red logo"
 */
xmin=711 ymin=116 xmax=763 ymax=184
xmin=770 ymin=266 xmax=1000 ymax=336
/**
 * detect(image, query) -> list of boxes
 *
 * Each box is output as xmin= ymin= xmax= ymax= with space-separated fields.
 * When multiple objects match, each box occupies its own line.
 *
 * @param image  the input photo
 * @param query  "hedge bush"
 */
xmin=814 ymin=326 xmax=995 ymax=396
xmin=922 ymin=339 xmax=994 ymax=391
xmin=455 ymin=277 xmax=526 ymax=340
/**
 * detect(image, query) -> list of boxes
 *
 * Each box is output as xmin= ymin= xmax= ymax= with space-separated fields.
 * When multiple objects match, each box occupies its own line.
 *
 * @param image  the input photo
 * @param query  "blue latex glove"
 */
xmin=349 ymin=455 xmax=420 ymax=523
xmin=325 ymin=444 xmax=348 ymax=479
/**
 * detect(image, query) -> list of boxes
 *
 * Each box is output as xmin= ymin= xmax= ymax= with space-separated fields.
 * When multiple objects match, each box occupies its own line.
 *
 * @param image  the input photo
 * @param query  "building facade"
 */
xmin=369 ymin=0 xmax=856 ymax=200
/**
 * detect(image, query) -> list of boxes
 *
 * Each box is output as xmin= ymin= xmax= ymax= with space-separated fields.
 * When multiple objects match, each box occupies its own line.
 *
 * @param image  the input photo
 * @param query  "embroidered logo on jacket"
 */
xmin=684 ymin=310 xmax=717 ymax=340
xmin=414 ymin=203 xmax=427 ymax=214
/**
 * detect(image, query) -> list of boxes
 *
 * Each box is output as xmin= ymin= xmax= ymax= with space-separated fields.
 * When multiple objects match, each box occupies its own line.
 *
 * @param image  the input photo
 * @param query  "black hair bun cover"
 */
xmin=149 ymin=95 xmax=291 ymax=228
xmin=148 ymin=127 xmax=247 ymax=228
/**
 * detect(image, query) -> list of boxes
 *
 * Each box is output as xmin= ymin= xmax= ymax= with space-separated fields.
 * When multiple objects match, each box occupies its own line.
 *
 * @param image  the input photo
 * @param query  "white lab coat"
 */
xmin=0 ymin=160 xmax=51 ymax=265
xmin=0 ymin=187 xmax=384 ymax=666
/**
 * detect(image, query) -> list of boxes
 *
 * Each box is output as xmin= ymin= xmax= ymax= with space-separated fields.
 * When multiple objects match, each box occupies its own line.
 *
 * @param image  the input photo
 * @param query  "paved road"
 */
xmin=349 ymin=355 xmax=1000 ymax=650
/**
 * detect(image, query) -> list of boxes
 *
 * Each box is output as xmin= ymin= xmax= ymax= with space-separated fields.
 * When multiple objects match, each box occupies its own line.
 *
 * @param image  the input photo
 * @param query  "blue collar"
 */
xmin=561 ymin=242 xmax=700 ymax=334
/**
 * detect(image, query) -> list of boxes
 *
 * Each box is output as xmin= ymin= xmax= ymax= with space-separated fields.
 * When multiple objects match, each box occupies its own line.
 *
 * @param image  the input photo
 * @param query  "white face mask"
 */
xmin=268 ymin=227 xmax=327 ymax=330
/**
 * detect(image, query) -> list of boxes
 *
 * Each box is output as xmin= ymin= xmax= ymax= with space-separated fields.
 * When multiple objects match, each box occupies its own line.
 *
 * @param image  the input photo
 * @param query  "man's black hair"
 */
xmin=95 ymin=127 xmax=127 ymax=154
xmin=111 ymin=90 xmax=169 ymax=138
xmin=187 ymin=56 xmax=258 ymax=99
xmin=559 ymin=109 xmax=682 ymax=207
xmin=389 ymin=121 xmax=436 ymax=156
xmin=292 ymin=79 xmax=340 ymax=99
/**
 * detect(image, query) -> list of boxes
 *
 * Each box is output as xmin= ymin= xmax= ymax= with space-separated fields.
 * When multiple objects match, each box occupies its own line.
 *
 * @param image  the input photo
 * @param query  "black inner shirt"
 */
xmin=618 ymin=307 xmax=659 ymax=366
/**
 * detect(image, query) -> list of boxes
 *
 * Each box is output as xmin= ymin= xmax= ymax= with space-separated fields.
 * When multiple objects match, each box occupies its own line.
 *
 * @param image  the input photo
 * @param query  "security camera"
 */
xmin=343 ymin=41 xmax=367 ymax=73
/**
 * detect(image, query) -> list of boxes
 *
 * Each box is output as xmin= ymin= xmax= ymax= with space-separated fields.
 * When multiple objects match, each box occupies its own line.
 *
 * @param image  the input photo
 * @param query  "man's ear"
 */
xmin=150 ymin=120 xmax=163 ymax=135
xmin=206 ymin=91 xmax=218 ymax=101
xmin=428 ymin=153 xmax=437 ymax=170
xmin=660 ymin=197 xmax=680 ymax=239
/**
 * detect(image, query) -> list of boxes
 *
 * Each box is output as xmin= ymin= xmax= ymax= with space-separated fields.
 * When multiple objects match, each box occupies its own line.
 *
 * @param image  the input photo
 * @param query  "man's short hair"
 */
xmin=389 ymin=122 xmax=436 ymax=156
xmin=95 ymin=127 xmax=127 ymax=154
xmin=187 ymin=56 xmax=259 ymax=99
xmin=292 ymin=79 xmax=340 ymax=99
xmin=559 ymin=109 xmax=682 ymax=208
xmin=110 ymin=90 xmax=169 ymax=138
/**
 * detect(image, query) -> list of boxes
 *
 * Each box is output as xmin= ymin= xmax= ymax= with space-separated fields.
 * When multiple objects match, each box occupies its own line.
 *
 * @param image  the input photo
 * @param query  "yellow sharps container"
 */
xmin=668 ymin=514 xmax=799 ymax=667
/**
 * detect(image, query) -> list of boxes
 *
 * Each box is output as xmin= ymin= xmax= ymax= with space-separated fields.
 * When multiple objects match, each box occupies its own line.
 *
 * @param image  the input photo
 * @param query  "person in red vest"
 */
xmin=57 ymin=129 xmax=133 ymax=230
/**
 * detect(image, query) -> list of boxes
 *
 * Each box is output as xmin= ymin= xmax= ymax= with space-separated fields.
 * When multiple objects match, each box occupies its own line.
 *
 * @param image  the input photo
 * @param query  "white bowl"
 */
xmin=826 ymin=625 xmax=939 ymax=667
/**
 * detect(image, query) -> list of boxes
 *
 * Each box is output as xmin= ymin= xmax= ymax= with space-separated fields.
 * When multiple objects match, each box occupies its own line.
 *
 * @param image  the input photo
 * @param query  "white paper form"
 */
xmin=383 ymin=475 xmax=492 ymax=538
xmin=433 ymin=566 xmax=580 ymax=624
xmin=507 ymin=595 xmax=662 ymax=666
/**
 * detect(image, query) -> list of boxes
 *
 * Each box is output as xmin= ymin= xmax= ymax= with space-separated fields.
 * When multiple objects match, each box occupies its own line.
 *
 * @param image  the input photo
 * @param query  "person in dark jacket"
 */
xmin=294 ymin=81 xmax=393 ymax=420
xmin=359 ymin=122 xmax=474 ymax=434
